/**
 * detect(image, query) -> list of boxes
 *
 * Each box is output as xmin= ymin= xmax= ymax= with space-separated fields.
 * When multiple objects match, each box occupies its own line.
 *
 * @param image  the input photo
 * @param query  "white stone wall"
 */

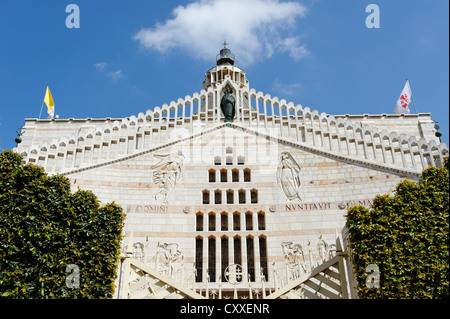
xmin=13 ymin=81 xmax=448 ymax=294
xmin=64 ymin=127 xmax=412 ymax=290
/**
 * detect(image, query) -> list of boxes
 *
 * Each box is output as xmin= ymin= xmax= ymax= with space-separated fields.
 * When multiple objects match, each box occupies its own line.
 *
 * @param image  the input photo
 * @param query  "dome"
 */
xmin=216 ymin=41 xmax=235 ymax=66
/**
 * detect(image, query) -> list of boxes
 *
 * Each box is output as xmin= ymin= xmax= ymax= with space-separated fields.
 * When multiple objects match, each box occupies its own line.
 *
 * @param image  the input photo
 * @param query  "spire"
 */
xmin=216 ymin=40 xmax=235 ymax=66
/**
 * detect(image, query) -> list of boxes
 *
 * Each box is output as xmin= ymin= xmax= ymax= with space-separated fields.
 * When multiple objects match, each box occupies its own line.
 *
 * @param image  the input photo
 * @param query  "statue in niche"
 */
xmin=151 ymin=151 xmax=185 ymax=204
xmin=276 ymin=151 xmax=302 ymax=201
xmin=220 ymin=87 xmax=235 ymax=123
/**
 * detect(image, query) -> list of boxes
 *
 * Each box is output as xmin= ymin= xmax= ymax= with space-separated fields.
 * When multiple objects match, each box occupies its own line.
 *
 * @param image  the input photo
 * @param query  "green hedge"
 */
xmin=0 ymin=150 xmax=126 ymax=298
xmin=346 ymin=157 xmax=449 ymax=298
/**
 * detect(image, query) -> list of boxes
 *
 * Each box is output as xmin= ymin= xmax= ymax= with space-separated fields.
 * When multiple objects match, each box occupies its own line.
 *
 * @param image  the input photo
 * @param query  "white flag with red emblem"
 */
xmin=394 ymin=80 xmax=412 ymax=114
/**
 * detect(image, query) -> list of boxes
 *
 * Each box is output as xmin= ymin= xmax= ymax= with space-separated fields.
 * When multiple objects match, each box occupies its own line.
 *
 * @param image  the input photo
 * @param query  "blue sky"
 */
xmin=0 ymin=0 xmax=448 ymax=151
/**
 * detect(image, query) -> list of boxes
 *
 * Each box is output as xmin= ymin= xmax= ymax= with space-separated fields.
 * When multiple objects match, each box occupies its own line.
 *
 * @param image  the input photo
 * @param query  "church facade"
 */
xmin=14 ymin=46 xmax=448 ymax=298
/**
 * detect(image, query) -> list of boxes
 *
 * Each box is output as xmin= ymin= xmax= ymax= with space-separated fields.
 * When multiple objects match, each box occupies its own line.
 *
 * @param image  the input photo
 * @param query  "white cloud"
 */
xmin=107 ymin=70 xmax=124 ymax=83
xmin=94 ymin=62 xmax=108 ymax=70
xmin=94 ymin=62 xmax=124 ymax=83
xmin=272 ymin=77 xmax=302 ymax=96
xmin=133 ymin=0 xmax=309 ymax=65
xmin=278 ymin=36 xmax=310 ymax=61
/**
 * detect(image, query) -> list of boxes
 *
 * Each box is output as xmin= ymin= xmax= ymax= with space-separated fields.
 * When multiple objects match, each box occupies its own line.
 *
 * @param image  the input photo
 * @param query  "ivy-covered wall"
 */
xmin=0 ymin=150 xmax=126 ymax=298
xmin=346 ymin=157 xmax=449 ymax=298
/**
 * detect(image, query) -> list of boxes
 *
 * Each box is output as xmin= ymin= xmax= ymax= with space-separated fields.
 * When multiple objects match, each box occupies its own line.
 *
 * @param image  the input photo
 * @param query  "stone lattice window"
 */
xmin=232 ymin=169 xmax=239 ymax=182
xmin=233 ymin=212 xmax=240 ymax=231
xmin=209 ymin=212 xmax=216 ymax=231
xmin=221 ymin=213 xmax=228 ymax=231
xmin=195 ymin=237 xmax=203 ymax=282
xmin=208 ymin=237 xmax=216 ymax=282
xmin=258 ymin=211 xmax=265 ymax=230
xmin=238 ymin=189 xmax=246 ymax=204
xmin=220 ymin=169 xmax=227 ymax=182
xmin=233 ymin=236 xmax=242 ymax=282
xmin=250 ymin=189 xmax=258 ymax=204
xmin=202 ymin=190 xmax=210 ymax=204
xmin=259 ymin=236 xmax=269 ymax=281
xmin=226 ymin=189 xmax=234 ymax=204
xmin=221 ymin=237 xmax=229 ymax=282
xmin=246 ymin=236 xmax=255 ymax=282
xmin=195 ymin=211 xmax=269 ymax=283
xmin=196 ymin=213 xmax=203 ymax=231
xmin=245 ymin=212 xmax=253 ymax=231
xmin=244 ymin=168 xmax=251 ymax=182
xmin=209 ymin=169 xmax=216 ymax=183
xmin=215 ymin=190 xmax=222 ymax=204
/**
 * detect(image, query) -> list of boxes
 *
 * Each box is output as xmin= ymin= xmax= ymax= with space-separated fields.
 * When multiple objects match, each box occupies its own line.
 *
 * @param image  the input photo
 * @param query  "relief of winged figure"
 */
xmin=151 ymin=151 xmax=185 ymax=204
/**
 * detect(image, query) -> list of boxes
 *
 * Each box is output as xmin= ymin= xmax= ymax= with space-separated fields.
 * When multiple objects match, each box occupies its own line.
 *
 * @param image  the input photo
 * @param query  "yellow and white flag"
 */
xmin=44 ymin=86 xmax=55 ymax=118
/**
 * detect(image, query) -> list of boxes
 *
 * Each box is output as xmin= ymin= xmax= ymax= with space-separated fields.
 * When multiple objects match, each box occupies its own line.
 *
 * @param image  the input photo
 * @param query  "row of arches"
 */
xmin=202 ymin=189 xmax=258 ymax=205
xmin=208 ymin=168 xmax=251 ymax=183
xmin=214 ymin=155 xmax=246 ymax=166
xmin=203 ymin=66 xmax=248 ymax=90
xmin=196 ymin=211 xmax=266 ymax=232
xmin=20 ymin=84 xmax=447 ymax=175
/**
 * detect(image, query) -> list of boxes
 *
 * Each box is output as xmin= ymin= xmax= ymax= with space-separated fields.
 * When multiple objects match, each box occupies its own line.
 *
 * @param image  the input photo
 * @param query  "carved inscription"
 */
xmin=338 ymin=199 xmax=374 ymax=209
xmin=285 ymin=202 xmax=331 ymax=211
xmin=285 ymin=199 xmax=373 ymax=212
xmin=132 ymin=205 xmax=168 ymax=213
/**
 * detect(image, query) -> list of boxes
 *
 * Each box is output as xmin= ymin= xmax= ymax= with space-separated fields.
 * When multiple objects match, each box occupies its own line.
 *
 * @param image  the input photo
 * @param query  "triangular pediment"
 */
xmin=58 ymin=122 xmax=421 ymax=179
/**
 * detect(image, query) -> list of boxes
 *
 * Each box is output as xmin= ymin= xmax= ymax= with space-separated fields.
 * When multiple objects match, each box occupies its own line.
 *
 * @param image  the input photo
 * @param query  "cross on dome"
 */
xmin=217 ymin=41 xmax=235 ymax=66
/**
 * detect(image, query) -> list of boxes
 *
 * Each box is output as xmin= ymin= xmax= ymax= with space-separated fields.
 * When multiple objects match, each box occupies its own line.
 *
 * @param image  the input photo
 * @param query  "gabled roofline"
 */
xmin=58 ymin=122 xmax=422 ymax=179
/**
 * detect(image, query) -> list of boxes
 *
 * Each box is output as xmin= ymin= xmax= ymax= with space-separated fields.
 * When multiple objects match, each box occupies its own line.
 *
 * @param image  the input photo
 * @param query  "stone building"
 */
xmin=14 ymin=46 xmax=449 ymax=299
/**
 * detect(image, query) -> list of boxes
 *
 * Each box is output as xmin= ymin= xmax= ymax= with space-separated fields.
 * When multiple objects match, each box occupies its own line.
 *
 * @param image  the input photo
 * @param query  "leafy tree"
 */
xmin=0 ymin=150 xmax=126 ymax=298
xmin=346 ymin=157 xmax=449 ymax=298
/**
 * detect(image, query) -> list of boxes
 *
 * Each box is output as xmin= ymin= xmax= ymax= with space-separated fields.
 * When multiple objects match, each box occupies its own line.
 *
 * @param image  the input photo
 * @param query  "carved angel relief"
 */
xmin=151 ymin=151 xmax=185 ymax=204
xmin=276 ymin=151 xmax=302 ymax=202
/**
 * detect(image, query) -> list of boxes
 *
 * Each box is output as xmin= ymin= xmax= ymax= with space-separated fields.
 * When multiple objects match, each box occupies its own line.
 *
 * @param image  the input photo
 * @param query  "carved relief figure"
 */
xmin=156 ymin=242 xmax=183 ymax=263
xmin=133 ymin=242 xmax=145 ymax=258
xmin=281 ymin=241 xmax=307 ymax=279
xmin=281 ymin=241 xmax=303 ymax=259
xmin=276 ymin=151 xmax=302 ymax=201
xmin=151 ymin=151 xmax=185 ymax=204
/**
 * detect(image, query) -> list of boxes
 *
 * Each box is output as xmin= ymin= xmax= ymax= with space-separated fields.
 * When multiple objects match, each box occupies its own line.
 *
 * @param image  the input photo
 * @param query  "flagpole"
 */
xmin=38 ymin=100 xmax=45 ymax=119
xmin=39 ymin=84 xmax=49 ymax=119
xmin=411 ymin=95 xmax=418 ymax=114
xmin=406 ymin=78 xmax=418 ymax=114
